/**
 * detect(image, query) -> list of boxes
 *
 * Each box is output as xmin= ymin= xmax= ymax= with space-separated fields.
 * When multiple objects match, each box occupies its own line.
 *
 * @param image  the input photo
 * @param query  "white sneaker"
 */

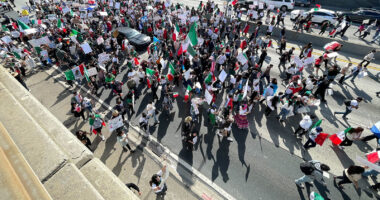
xmin=217 ymin=132 xmax=223 ymax=137
xmin=227 ymin=137 xmax=234 ymax=142
xmin=101 ymin=135 xmax=105 ymax=141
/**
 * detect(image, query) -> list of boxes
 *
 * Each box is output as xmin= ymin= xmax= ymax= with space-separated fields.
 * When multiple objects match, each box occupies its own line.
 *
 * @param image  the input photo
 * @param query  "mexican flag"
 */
xmin=177 ymin=38 xmax=190 ymax=56
xmin=172 ymin=23 xmax=180 ymax=41
xmin=167 ymin=62 xmax=175 ymax=81
xmin=329 ymin=127 xmax=352 ymax=145
xmin=205 ymin=73 xmax=213 ymax=84
xmin=186 ymin=85 xmax=192 ymax=92
xmin=146 ymin=68 xmax=155 ymax=76
xmin=17 ymin=20 xmax=30 ymax=32
xmin=187 ymin=45 xmax=197 ymax=59
xmin=173 ymin=92 xmax=179 ymax=98
xmin=366 ymin=151 xmax=380 ymax=163
xmin=187 ymin=23 xmax=198 ymax=46
xmin=89 ymin=114 xmax=106 ymax=134
xmin=70 ymin=29 xmax=79 ymax=36
xmin=310 ymin=192 xmax=324 ymax=200
xmin=64 ymin=64 xmax=89 ymax=81
xmin=57 ymin=18 xmax=62 ymax=28
xmin=2 ymin=25 xmax=9 ymax=32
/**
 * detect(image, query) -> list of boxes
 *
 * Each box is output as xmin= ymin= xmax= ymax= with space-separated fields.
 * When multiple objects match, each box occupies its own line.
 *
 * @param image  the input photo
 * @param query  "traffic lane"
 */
xmin=25 ymin=69 xmax=374 ymax=200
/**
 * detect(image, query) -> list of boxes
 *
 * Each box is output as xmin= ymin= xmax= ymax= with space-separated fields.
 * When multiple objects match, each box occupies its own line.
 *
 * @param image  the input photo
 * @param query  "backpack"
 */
xmin=300 ymin=162 xmax=316 ymax=175
xmin=344 ymin=100 xmax=351 ymax=106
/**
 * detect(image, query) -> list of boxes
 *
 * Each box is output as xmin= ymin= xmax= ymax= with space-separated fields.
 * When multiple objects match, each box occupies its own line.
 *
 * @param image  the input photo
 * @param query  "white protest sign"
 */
xmin=98 ymin=11 xmax=108 ymax=16
xmin=218 ymin=70 xmax=227 ymax=82
xmin=205 ymin=89 xmax=213 ymax=105
xmin=87 ymin=67 xmax=98 ymax=76
xmin=1 ymin=36 xmax=12 ymax=44
xmin=70 ymin=36 xmax=78 ymax=44
xmin=184 ymin=69 xmax=191 ymax=80
xmin=62 ymin=7 xmax=70 ymax=14
xmin=80 ymin=42 xmax=92 ymax=54
xmin=108 ymin=115 xmax=124 ymax=132
xmin=115 ymin=2 xmax=120 ymax=9
xmin=11 ymin=31 xmax=20 ymax=38
xmin=259 ymin=3 xmax=264 ymax=9
xmin=24 ymin=28 xmax=37 ymax=35
xmin=237 ymin=52 xmax=248 ymax=64
xmin=19 ymin=16 xmax=30 ymax=24
xmin=98 ymin=52 xmax=110 ymax=63
xmin=109 ymin=0 xmax=114 ymax=7
xmin=97 ymin=37 xmax=104 ymax=45
xmin=47 ymin=14 xmax=57 ymax=20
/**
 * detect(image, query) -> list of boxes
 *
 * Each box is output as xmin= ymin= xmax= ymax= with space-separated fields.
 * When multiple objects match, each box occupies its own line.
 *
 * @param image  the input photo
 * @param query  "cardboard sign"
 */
xmin=80 ymin=42 xmax=92 ymax=54
xmin=108 ymin=115 xmax=124 ymax=132
xmin=98 ymin=52 xmax=110 ymax=63
xmin=87 ymin=67 xmax=97 ymax=76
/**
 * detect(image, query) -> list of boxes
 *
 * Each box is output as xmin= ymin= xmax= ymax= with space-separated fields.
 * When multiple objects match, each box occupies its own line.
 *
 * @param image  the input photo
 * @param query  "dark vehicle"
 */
xmin=294 ymin=0 xmax=311 ymax=7
xmin=339 ymin=8 xmax=380 ymax=24
xmin=116 ymin=27 xmax=151 ymax=50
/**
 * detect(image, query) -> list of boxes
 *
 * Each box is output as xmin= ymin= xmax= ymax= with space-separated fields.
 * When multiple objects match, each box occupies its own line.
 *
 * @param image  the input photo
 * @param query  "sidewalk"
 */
xmin=23 ymin=68 xmax=225 ymax=200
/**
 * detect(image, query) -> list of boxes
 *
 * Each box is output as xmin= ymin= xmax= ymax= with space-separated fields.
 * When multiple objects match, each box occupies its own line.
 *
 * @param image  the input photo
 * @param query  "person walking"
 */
xmin=295 ymin=160 xmax=330 ymax=189
xmin=337 ymin=127 xmax=364 ymax=149
xmin=294 ymin=115 xmax=313 ymax=137
xmin=338 ymin=63 xmax=352 ymax=84
xmin=334 ymin=97 xmax=363 ymax=120
xmin=76 ymin=130 xmax=92 ymax=151
xmin=150 ymin=165 xmax=168 ymax=197
xmin=303 ymin=126 xmax=323 ymax=150
xmin=342 ymin=63 xmax=364 ymax=83
xmin=359 ymin=49 xmax=376 ymax=68
xmin=359 ymin=24 xmax=373 ymax=39
xmin=89 ymin=113 xmax=106 ymax=141
xmin=334 ymin=165 xmax=364 ymax=189
xmin=116 ymin=129 xmax=135 ymax=153
xmin=146 ymin=101 xmax=159 ymax=126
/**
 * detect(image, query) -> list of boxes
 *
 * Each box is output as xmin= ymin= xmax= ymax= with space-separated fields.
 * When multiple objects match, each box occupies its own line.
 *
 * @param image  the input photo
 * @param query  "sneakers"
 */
xmin=101 ymin=135 xmax=105 ymax=141
xmin=295 ymin=181 xmax=305 ymax=189
xmin=227 ymin=137 xmax=234 ymax=142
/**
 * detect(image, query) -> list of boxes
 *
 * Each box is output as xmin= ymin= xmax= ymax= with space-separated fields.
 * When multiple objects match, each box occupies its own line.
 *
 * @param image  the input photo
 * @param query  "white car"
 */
xmin=290 ymin=8 xmax=338 ymax=24
xmin=239 ymin=0 xmax=295 ymax=11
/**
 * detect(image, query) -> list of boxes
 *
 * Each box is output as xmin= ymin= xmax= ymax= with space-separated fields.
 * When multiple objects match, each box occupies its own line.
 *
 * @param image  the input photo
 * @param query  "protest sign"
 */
xmin=87 ymin=67 xmax=98 ymax=76
xmin=108 ymin=115 xmax=124 ymax=132
xmin=218 ymin=70 xmax=227 ymax=82
xmin=205 ymin=89 xmax=213 ymax=105
xmin=1 ymin=36 xmax=12 ymax=44
xmin=80 ymin=42 xmax=92 ymax=54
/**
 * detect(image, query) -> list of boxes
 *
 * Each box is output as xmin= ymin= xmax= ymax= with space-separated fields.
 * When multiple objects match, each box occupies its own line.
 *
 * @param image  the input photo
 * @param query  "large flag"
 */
xmin=205 ymin=73 xmax=213 ymax=84
xmin=315 ymin=133 xmax=329 ymax=146
xmin=187 ymin=45 xmax=197 ymax=58
xmin=64 ymin=64 xmax=86 ymax=80
xmin=167 ymin=62 xmax=175 ymax=81
xmin=187 ymin=23 xmax=198 ymax=46
xmin=17 ymin=20 xmax=30 ymax=32
xmin=146 ymin=68 xmax=155 ymax=76
xmin=329 ymin=127 xmax=352 ymax=145
xmin=57 ymin=18 xmax=62 ymax=28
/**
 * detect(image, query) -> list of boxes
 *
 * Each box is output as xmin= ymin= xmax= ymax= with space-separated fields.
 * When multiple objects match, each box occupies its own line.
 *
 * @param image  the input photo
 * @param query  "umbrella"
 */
xmin=371 ymin=121 xmax=380 ymax=137
xmin=323 ymin=41 xmax=341 ymax=52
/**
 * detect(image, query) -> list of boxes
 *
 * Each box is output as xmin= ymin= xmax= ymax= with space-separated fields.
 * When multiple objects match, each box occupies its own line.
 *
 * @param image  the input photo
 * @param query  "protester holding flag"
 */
xmin=330 ymin=127 xmax=364 ymax=149
xmin=89 ymin=113 xmax=106 ymax=141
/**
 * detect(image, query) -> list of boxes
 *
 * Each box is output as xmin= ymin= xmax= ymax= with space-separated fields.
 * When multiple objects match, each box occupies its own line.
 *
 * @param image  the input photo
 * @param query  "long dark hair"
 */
xmin=347 ymin=165 xmax=365 ymax=175
xmin=149 ymin=174 xmax=160 ymax=186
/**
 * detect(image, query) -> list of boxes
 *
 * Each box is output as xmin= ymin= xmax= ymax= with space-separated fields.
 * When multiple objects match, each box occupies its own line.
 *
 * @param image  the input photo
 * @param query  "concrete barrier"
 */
xmin=246 ymin=21 xmax=380 ymax=60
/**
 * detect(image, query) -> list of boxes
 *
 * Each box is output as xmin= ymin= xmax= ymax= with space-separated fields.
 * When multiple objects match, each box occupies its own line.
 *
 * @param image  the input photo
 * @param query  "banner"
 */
xmin=108 ymin=115 xmax=124 ymax=132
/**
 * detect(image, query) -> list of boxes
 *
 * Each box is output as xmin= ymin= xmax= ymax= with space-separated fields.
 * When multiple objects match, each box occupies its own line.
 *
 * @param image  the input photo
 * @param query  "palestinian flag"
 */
xmin=172 ymin=23 xmax=180 ymax=41
xmin=187 ymin=23 xmax=198 ymax=46
xmin=64 ymin=64 xmax=87 ymax=81
xmin=310 ymin=192 xmax=324 ymax=200
xmin=17 ymin=20 xmax=30 ymax=32
xmin=367 ymin=151 xmax=380 ymax=163
xmin=173 ymin=92 xmax=179 ymax=98
xmin=167 ymin=62 xmax=175 ymax=81
xmin=329 ymin=127 xmax=352 ymax=145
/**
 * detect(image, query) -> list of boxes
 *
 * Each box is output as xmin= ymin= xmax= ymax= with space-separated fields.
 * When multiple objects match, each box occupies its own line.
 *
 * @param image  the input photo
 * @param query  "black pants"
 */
xmin=340 ymin=138 xmax=353 ymax=147
xmin=304 ymin=138 xmax=317 ymax=149
xmin=359 ymin=60 xmax=371 ymax=68
xmin=123 ymin=143 xmax=132 ymax=151
xmin=361 ymin=134 xmax=379 ymax=142
xmin=336 ymin=170 xmax=352 ymax=185
xmin=295 ymin=126 xmax=307 ymax=136
xmin=264 ymin=107 xmax=273 ymax=116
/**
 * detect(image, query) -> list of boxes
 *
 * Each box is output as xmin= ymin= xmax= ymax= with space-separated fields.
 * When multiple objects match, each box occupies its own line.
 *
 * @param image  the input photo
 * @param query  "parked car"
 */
xmin=238 ymin=0 xmax=295 ymax=11
xmin=338 ymin=8 xmax=380 ymax=24
xmin=290 ymin=8 xmax=338 ymax=24
xmin=294 ymin=0 xmax=311 ymax=7
xmin=116 ymin=27 xmax=151 ymax=50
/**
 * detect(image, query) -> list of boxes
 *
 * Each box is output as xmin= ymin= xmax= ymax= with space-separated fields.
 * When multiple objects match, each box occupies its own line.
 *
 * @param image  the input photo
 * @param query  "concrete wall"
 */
xmin=0 ymin=66 xmax=140 ymax=200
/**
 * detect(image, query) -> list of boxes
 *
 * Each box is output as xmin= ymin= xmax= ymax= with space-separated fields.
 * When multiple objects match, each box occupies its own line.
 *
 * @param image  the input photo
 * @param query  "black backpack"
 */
xmin=300 ymin=162 xmax=317 ymax=175
xmin=344 ymin=100 xmax=351 ymax=106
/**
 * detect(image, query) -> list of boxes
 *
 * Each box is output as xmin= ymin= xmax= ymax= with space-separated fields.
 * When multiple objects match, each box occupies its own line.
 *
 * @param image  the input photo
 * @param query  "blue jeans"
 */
xmin=278 ymin=108 xmax=289 ymax=120
xmin=335 ymin=107 xmax=352 ymax=118
xmin=344 ymin=71 xmax=359 ymax=82
xmin=363 ymin=169 xmax=379 ymax=177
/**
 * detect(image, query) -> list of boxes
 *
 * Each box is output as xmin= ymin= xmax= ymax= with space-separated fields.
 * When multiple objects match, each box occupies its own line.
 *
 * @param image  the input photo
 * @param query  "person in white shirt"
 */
xmin=116 ymin=130 xmax=135 ymax=153
xmin=150 ymin=165 xmax=168 ymax=196
xmin=359 ymin=49 xmax=376 ymax=68
xmin=294 ymin=115 xmax=313 ymax=137
xmin=146 ymin=101 xmax=159 ymax=126
xmin=334 ymin=97 xmax=363 ymax=119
